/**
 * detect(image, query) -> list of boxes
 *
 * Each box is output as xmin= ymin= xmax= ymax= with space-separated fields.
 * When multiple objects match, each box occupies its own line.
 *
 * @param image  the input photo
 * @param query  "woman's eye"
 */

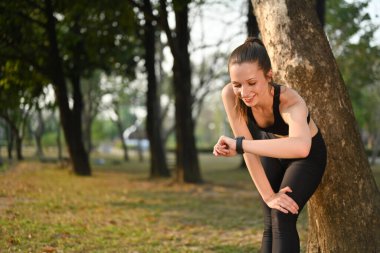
xmin=248 ymin=82 xmax=256 ymax=86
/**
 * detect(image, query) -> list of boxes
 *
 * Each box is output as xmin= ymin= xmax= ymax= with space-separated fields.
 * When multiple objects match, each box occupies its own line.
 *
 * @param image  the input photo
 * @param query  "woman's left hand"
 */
xmin=213 ymin=135 xmax=237 ymax=157
xmin=265 ymin=186 xmax=299 ymax=214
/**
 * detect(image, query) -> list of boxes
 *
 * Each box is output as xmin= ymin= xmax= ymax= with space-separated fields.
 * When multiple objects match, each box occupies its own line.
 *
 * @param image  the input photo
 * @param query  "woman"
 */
xmin=213 ymin=37 xmax=327 ymax=253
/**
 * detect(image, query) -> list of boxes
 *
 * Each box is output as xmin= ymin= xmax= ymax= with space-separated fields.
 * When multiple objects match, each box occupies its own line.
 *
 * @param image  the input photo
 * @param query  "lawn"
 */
xmin=0 ymin=154 xmax=378 ymax=253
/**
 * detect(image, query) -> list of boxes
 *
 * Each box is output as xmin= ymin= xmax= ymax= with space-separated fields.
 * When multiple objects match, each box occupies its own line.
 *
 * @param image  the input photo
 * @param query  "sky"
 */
xmin=191 ymin=0 xmax=380 ymax=50
xmin=366 ymin=0 xmax=380 ymax=43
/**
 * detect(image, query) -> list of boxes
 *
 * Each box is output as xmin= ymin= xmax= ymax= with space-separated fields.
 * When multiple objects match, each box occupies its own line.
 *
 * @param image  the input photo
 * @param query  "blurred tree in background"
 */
xmin=0 ymin=60 xmax=45 ymax=160
xmin=0 ymin=0 xmax=378 ymax=183
xmin=325 ymin=0 xmax=380 ymax=163
xmin=0 ymin=0 xmax=139 ymax=175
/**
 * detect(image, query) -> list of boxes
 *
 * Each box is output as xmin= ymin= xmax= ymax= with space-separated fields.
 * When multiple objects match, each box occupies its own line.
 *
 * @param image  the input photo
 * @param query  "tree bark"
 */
xmin=143 ymin=0 xmax=170 ymax=178
xmin=82 ymin=117 xmax=93 ymax=154
xmin=2 ymin=117 xmax=23 ymax=160
xmin=252 ymin=0 xmax=380 ymax=252
xmin=34 ymin=105 xmax=45 ymax=159
xmin=315 ymin=0 xmax=325 ymax=28
xmin=113 ymin=105 xmax=129 ymax=161
xmin=172 ymin=0 xmax=201 ymax=183
xmin=56 ymin=116 xmax=63 ymax=162
xmin=6 ymin=123 xmax=13 ymax=160
xmin=159 ymin=0 xmax=202 ymax=183
xmin=15 ymin=133 xmax=23 ymax=161
xmin=44 ymin=0 xmax=91 ymax=175
xmin=247 ymin=0 xmax=259 ymax=37
xmin=0 ymin=144 xmax=2 ymax=166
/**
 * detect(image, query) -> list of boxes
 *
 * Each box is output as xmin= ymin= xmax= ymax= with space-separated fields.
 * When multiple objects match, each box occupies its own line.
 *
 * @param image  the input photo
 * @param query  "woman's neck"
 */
xmin=252 ymin=84 xmax=274 ymax=112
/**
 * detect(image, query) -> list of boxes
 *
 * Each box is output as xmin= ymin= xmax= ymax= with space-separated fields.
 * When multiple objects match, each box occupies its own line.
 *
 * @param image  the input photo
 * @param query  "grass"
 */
xmin=0 ymin=154 xmax=379 ymax=253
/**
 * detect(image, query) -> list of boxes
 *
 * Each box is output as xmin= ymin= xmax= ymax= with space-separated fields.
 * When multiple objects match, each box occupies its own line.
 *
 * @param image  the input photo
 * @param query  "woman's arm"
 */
xmin=242 ymin=101 xmax=312 ymax=158
xmin=215 ymin=83 xmax=299 ymax=214
xmin=216 ymin=88 xmax=312 ymax=159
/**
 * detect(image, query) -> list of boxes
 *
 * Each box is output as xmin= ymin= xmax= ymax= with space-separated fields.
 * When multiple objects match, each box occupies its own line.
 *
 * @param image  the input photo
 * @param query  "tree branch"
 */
xmin=158 ymin=0 xmax=177 ymax=57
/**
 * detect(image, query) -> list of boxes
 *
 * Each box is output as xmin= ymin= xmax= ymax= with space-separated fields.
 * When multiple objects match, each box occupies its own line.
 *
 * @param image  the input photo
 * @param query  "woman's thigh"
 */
xmin=280 ymin=158 xmax=325 ymax=209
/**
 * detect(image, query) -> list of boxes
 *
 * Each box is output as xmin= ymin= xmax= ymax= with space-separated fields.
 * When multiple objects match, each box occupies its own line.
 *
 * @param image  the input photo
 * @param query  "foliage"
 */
xmin=0 ymin=0 xmax=140 ymax=78
xmin=0 ymin=0 xmax=143 ymax=163
xmin=0 ymin=60 xmax=45 ymax=109
xmin=0 ymin=60 xmax=46 ymax=147
xmin=325 ymin=0 xmax=380 ymax=127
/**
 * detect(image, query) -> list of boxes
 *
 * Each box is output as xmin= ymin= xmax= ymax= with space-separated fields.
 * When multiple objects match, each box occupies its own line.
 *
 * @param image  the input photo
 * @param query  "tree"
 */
xmin=81 ymin=71 xmax=103 ymax=154
xmin=325 ymin=0 xmax=377 ymax=126
xmin=142 ymin=0 xmax=170 ymax=177
xmin=246 ymin=0 xmax=259 ymax=37
xmin=316 ymin=0 xmax=325 ymax=27
xmin=29 ymin=102 xmax=46 ymax=159
xmin=252 ymin=0 xmax=380 ymax=252
xmin=0 ymin=60 xmax=44 ymax=160
xmin=129 ymin=0 xmax=202 ymax=182
xmin=325 ymin=0 xmax=380 ymax=161
xmin=160 ymin=0 xmax=202 ymax=183
xmin=0 ymin=0 xmax=138 ymax=175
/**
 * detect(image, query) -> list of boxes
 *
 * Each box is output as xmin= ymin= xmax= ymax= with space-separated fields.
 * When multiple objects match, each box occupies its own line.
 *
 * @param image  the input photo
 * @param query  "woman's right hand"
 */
xmin=213 ymin=135 xmax=237 ymax=157
xmin=265 ymin=186 xmax=299 ymax=214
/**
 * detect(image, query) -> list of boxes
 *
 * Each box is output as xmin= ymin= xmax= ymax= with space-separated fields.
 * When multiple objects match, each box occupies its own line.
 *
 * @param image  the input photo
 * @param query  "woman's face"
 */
xmin=229 ymin=61 xmax=272 ymax=107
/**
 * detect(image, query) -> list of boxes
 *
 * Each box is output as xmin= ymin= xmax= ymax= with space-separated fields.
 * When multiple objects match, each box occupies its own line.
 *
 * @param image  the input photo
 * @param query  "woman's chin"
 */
xmin=243 ymin=100 xmax=255 ymax=106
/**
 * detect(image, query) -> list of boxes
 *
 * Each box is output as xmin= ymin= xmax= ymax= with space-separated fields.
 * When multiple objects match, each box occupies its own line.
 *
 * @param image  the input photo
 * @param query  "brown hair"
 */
xmin=228 ymin=37 xmax=273 ymax=121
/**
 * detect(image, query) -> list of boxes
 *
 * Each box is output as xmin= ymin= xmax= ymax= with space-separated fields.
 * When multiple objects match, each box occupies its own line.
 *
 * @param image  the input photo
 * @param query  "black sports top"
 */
xmin=246 ymin=84 xmax=310 ymax=136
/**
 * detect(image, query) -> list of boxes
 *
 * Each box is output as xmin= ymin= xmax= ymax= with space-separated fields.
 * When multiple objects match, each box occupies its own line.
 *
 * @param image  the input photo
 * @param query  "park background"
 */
xmin=0 ymin=0 xmax=379 ymax=252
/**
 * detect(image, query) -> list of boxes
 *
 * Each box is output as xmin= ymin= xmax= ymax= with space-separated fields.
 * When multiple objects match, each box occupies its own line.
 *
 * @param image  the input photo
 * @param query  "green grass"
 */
xmin=0 ymin=155 xmax=379 ymax=253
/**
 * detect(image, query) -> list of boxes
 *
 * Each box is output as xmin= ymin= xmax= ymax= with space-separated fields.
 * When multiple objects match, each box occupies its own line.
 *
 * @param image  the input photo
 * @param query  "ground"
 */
xmin=0 ymin=153 xmax=379 ymax=253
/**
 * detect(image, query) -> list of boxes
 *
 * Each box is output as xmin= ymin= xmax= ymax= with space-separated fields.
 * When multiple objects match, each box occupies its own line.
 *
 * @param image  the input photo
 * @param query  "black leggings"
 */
xmin=259 ymin=131 xmax=327 ymax=253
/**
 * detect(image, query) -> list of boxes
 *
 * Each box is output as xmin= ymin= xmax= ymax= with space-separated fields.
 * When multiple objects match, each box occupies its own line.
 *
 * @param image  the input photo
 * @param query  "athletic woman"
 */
xmin=213 ymin=37 xmax=327 ymax=253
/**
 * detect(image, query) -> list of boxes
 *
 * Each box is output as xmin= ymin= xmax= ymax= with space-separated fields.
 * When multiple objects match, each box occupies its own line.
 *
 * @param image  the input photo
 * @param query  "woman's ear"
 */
xmin=266 ymin=69 xmax=273 ymax=81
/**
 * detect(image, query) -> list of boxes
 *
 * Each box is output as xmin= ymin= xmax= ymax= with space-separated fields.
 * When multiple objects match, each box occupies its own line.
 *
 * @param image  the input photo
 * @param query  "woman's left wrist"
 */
xmin=235 ymin=136 xmax=245 ymax=154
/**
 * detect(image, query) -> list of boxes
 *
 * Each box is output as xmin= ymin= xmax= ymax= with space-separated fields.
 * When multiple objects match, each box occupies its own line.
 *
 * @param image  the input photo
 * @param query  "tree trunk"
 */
xmin=114 ymin=109 xmax=129 ymax=161
xmin=137 ymin=137 xmax=144 ymax=163
xmin=5 ymin=123 xmax=13 ymax=160
xmin=171 ymin=0 xmax=202 ymax=183
xmin=44 ymin=0 xmax=91 ymax=175
xmin=247 ymin=0 xmax=259 ymax=37
xmin=143 ymin=0 xmax=170 ymax=178
xmin=315 ymin=0 xmax=325 ymax=28
xmin=82 ymin=115 xmax=93 ymax=154
xmin=56 ymin=117 xmax=63 ymax=161
xmin=34 ymin=106 xmax=45 ymax=159
xmin=15 ymin=133 xmax=23 ymax=161
xmin=252 ymin=0 xmax=380 ymax=252
xmin=82 ymin=84 xmax=96 ymax=154
xmin=69 ymin=74 xmax=91 ymax=174
xmin=4 ymin=119 xmax=22 ymax=161
xmin=0 ymin=144 xmax=2 ymax=166
xmin=159 ymin=0 xmax=201 ymax=183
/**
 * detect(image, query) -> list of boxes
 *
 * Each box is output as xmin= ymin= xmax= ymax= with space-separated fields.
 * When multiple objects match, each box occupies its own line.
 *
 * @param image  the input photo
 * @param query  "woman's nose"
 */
xmin=241 ymin=85 xmax=250 ymax=98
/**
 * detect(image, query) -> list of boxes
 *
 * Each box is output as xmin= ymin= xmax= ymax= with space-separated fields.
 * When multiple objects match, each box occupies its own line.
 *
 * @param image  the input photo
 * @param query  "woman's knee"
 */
xmin=270 ymin=208 xmax=298 ymax=230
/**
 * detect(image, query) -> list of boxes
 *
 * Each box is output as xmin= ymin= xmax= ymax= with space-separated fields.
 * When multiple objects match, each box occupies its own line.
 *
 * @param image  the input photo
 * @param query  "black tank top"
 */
xmin=246 ymin=84 xmax=310 ymax=136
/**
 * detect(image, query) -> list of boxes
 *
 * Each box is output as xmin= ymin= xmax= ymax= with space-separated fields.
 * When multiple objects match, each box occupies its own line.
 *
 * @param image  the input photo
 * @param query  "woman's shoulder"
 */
xmin=222 ymin=83 xmax=234 ymax=98
xmin=277 ymin=84 xmax=306 ymax=109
